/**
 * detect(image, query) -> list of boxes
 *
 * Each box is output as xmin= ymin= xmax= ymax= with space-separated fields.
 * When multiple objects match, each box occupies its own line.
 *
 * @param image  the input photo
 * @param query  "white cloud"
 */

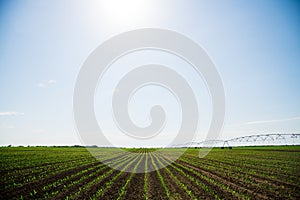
xmin=37 ymin=83 xmax=46 ymax=88
xmin=244 ymin=117 xmax=300 ymax=125
xmin=48 ymin=80 xmax=57 ymax=84
xmin=37 ymin=80 xmax=57 ymax=88
xmin=227 ymin=116 xmax=300 ymax=127
xmin=0 ymin=112 xmax=24 ymax=116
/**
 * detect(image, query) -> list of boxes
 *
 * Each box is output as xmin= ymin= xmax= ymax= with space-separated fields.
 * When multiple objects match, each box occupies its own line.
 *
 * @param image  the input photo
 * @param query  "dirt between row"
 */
xmin=122 ymin=155 xmax=146 ymax=200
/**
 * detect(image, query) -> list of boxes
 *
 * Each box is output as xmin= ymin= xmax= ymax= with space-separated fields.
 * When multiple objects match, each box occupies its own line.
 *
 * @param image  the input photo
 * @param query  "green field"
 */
xmin=1 ymin=146 xmax=299 ymax=199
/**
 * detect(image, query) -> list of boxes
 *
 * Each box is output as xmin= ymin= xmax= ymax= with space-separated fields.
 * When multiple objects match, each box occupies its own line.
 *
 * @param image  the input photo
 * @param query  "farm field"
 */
xmin=0 ymin=146 xmax=299 ymax=199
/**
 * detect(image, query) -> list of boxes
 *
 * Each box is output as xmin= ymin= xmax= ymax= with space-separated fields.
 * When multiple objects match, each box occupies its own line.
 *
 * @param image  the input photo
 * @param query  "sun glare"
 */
xmin=101 ymin=0 xmax=149 ymax=25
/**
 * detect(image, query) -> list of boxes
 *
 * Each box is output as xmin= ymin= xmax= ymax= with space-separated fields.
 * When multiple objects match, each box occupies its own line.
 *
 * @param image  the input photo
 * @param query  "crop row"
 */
xmin=1 ymin=147 xmax=299 ymax=199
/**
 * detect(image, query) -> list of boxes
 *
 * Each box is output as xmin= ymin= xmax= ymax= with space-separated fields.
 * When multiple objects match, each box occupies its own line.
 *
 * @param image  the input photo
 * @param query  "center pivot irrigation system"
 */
xmin=172 ymin=133 xmax=300 ymax=148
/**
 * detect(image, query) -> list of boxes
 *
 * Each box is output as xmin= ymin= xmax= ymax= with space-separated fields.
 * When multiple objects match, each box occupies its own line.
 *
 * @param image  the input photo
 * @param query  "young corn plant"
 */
xmin=143 ymin=153 xmax=148 ymax=200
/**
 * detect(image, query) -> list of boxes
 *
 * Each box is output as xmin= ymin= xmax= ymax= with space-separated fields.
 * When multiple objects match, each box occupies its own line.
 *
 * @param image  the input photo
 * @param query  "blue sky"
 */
xmin=0 ymin=0 xmax=300 ymax=146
